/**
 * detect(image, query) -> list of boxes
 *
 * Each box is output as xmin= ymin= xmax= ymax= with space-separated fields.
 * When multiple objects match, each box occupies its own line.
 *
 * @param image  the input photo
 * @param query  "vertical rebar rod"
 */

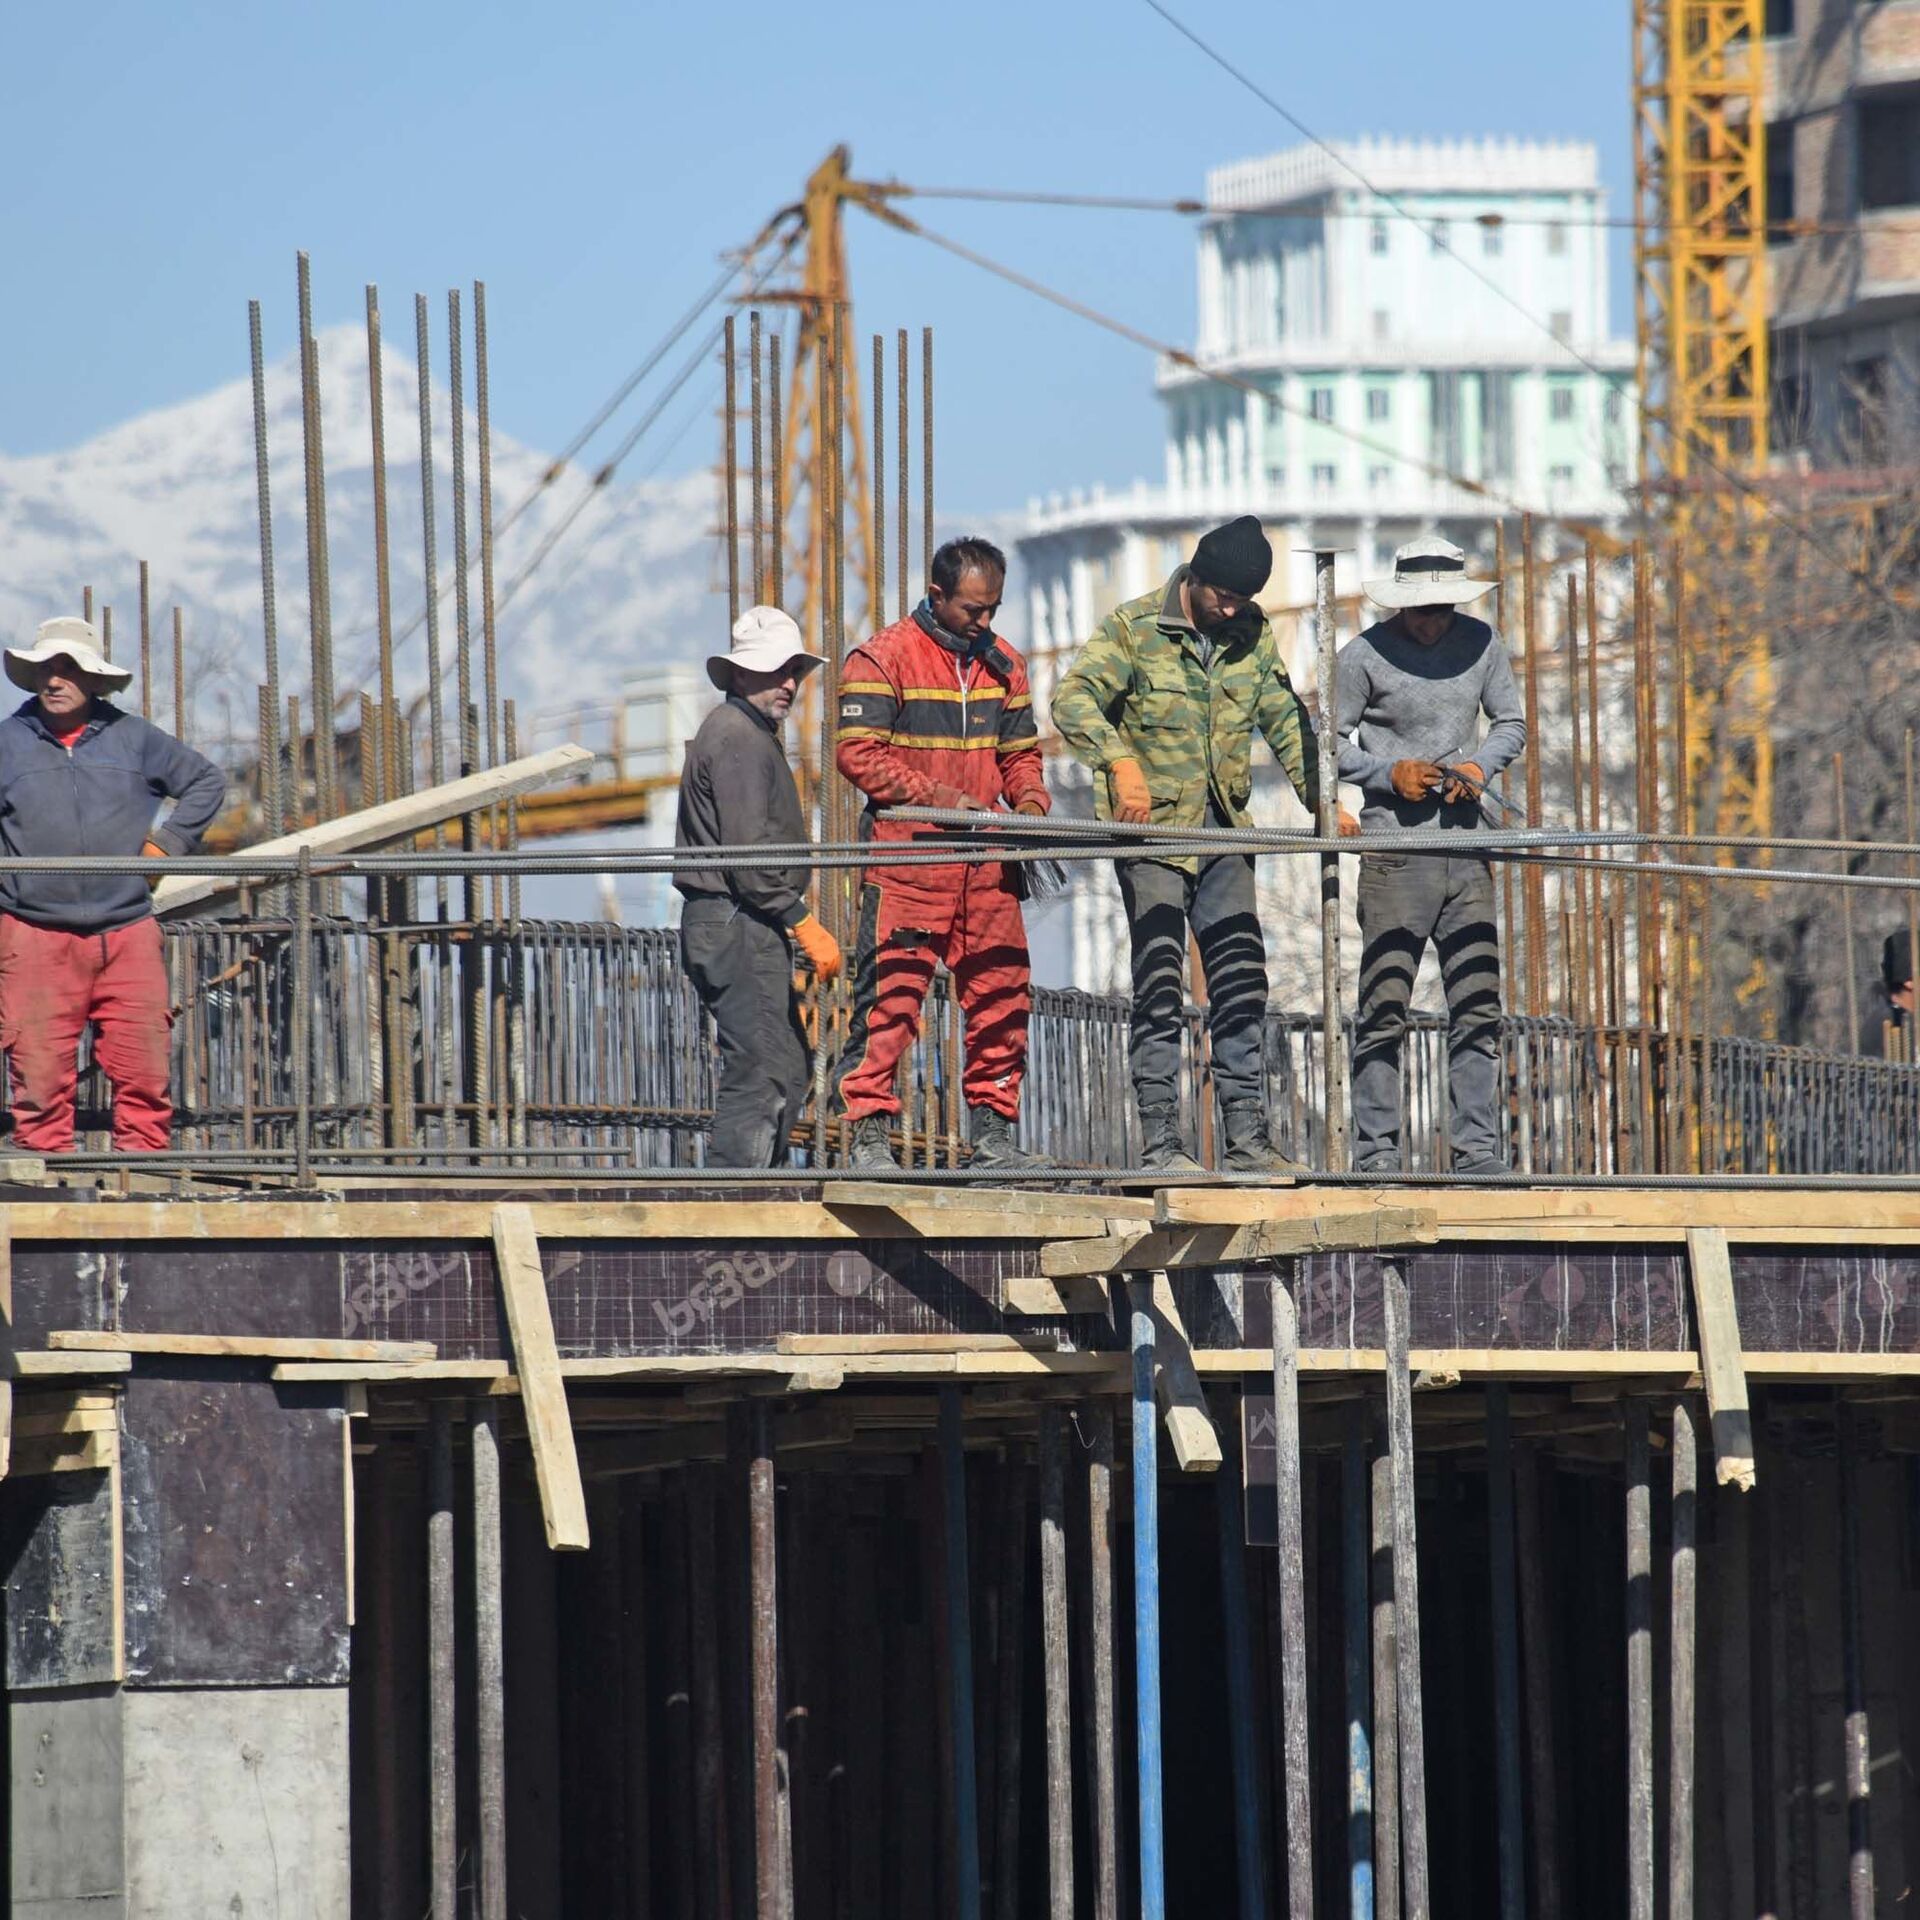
xmin=921 ymin=327 xmax=935 ymax=579
xmin=1565 ymin=574 xmax=1588 ymax=1038
xmin=448 ymin=289 xmax=485 ymax=1145
xmin=1512 ymin=1443 xmax=1561 ymax=1920
xmin=1343 ymin=1403 xmax=1375 ymax=1920
xmin=428 ymin=1400 xmax=458 ymax=1918
xmin=367 ymin=286 xmax=397 ymax=802
xmin=473 ymin=1397 xmax=507 ymax=1920
xmin=171 ymin=608 xmax=185 ymax=743
xmin=872 ymin=333 xmax=886 ymax=632
xmin=1838 ymin=1400 xmax=1874 ymax=1920
xmin=1315 ymin=549 xmax=1348 ymax=1172
xmin=1218 ymin=1412 xmax=1267 ymax=1920
xmin=1370 ymin=1414 xmax=1400 ymax=1920
xmin=1039 ymin=1409 xmax=1074 ymax=1920
xmin=1835 ymin=756 xmax=1862 ymax=1050
xmin=1381 ymin=1259 xmax=1429 ymax=1920
xmin=1626 ymin=1398 xmax=1654 ymax=1920
xmin=248 ymin=300 xmax=285 ymax=832
xmin=939 ymin=1388 xmax=983 ymax=1920
xmin=413 ymin=295 xmax=448 ymax=795
xmin=292 ymin=845 xmax=313 ymax=1187
xmin=297 ymin=252 xmax=339 ymax=821
xmin=724 ymin=313 xmax=741 ymax=626
xmin=1669 ymin=1399 xmax=1698 ymax=1920
xmin=81 ymin=584 xmax=92 ymax=623
xmin=474 ymin=282 xmax=501 ymax=780
xmin=1519 ymin=516 xmax=1544 ymax=1017
xmin=769 ymin=332 xmax=785 ymax=609
xmin=1486 ymin=1385 xmax=1525 ymax=1920
xmin=750 ymin=1402 xmax=783 ymax=1920
xmin=138 ymin=558 xmax=152 ymax=721
xmin=1906 ymin=729 xmax=1919 ymax=1068
xmin=1128 ymin=1286 xmax=1165 ymax=1920
xmin=1273 ymin=1270 xmax=1314 ymax=1919
xmin=1088 ymin=1401 xmax=1120 ymax=1920
xmin=101 ymin=606 xmax=112 ymax=664
xmin=896 ymin=328 xmax=910 ymax=620
xmin=750 ymin=310 xmax=766 ymax=606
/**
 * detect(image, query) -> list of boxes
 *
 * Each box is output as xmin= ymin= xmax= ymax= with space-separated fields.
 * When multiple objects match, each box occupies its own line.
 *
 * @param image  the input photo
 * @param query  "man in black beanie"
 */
xmin=1862 ymin=927 xmax=1916 ymax=1056
xmin=1054 ymin=516 xmax=1357 ymax=1174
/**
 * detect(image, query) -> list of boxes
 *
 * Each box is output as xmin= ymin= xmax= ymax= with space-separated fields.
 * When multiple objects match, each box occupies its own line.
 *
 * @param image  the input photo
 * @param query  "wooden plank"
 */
xmin=48 ymin=1330 xmax=435 ymax=1363
xmin=776 ymin=1333 xmax=1060 ymax=1355
xmin=1005 ymin=1275 xmax=1112 ymax=1317
xmin=154 ymin=742 xmax=594 ymax=916
xmin=11 ymin=1427 xmax=116 ymax=1476
xmin=830 ymin=1182 xmax=1153 ymax=1222
xmin=13 ymin=1351 xmax=131 ymax=1378
xmin=827 ymin=1203 xmax=1118 ymax=1240
xmin=1040 ymin=1208 xmax=1438 ymax=1278
xmin=12 ymin=1409 xmax=118 ymax=1439
xmin=1141 ymin=1274 xmax=1221 ymax=1472
xmin=271 ymin=1359 xmax=512 ymax=1383
xmin=491 ymin=1204 xmax=590 ymax=1551
xmin=1683 ymin=1227 xmax=1756 ymax=1490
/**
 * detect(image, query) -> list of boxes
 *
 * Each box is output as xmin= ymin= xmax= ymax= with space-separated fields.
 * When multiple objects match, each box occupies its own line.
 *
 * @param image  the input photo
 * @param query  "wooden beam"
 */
xmin=11 ymin=1426 xmax=116 ymax=1475
xmin=271 ymin=1359 xmax=512 ymax=1383
xmin=154 ymin=742 xmax=595 ymax=916
xmin=491 ymin=1204 xmax=590 ymax=1550
xmin=12 ymin=1351 xmax=131 ymax=1379
xmin=1136 ymin=1274 xmax=1221 ymax=1472
xmin=1004 ymin=1275 xmax=1112 ymax=1317
xmin=776 ymin=1333 xmax=1061 ymax=1355
xmin=1684 ymin=1227 xmax=1757 ymax=1491
xmin=829 ymin=1182 xmax=1153 ymax=1222
xmin=1039 ymin=1207 xmax=1438 ymax=1278
xmin=48 ymin=1330 xmax=435 ymax=1363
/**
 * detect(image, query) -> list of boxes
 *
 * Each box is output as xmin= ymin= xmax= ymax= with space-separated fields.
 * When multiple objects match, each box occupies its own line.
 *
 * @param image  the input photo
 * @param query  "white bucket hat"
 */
xmin=1364 ymin=537 xmax=1495 ymax=610
xmin=5 ymin=616 xmax=134 ymax=694
xmin=706 ymin=605 xmax=820 ymax=692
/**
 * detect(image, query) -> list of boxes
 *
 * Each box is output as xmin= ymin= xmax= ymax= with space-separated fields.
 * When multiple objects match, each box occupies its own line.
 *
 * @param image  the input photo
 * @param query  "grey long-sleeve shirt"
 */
xmin=1334 ymin=614 xmax=1527 ymax=831
xmin=673 ymin=695 xmax=812 ymax=926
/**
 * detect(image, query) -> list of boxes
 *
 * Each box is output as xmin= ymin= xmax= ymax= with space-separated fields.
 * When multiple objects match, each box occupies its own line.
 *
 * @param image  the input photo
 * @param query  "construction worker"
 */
xmin=1052 ymin=515 xmax=1354 ymax=1175
xmin=1336 ymin=538 xmax=1527 ymax=1175
xmin=833 ymin=536 xmax=1050 ymax=1172
xmin=0 ymin=617 xmax=226 ymax=1152
xmin=1862 ymin=928 xmax=1914 ymax=1057
xmin=676 ymin=606 xmax=842 ymax=1167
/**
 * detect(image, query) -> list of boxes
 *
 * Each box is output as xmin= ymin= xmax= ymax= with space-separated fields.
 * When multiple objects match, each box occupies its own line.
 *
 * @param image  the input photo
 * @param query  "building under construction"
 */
xmin=10 ymin=39 xmax=1920 ymax=1914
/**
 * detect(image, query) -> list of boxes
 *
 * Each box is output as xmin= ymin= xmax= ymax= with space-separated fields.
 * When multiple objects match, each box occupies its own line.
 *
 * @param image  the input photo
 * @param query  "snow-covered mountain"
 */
xmin=0 ymin=323 xmax=721 ymax=756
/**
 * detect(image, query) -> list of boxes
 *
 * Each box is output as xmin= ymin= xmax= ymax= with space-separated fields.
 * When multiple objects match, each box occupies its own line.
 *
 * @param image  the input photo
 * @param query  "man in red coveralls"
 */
xmin=833 ymin=537 xmax=1051 ymax=1171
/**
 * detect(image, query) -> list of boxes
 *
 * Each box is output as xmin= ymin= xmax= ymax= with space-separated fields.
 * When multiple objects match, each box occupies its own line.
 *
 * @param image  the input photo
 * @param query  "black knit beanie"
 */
xmin=1190 ymin=515 xmax=1273 ymax=597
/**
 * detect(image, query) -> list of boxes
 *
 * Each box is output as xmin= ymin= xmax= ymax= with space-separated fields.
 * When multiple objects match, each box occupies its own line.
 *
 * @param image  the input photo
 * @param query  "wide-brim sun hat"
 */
xmin=705 ymin=605 xmax=822 ymax=692
xmin=1364 ymin=537 xmax=1496 ymax=610
xmin=5 ymin=616 xmax=134 ymax=694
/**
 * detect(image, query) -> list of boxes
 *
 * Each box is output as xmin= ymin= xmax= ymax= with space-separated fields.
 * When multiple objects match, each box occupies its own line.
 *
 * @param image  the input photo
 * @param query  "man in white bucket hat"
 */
xmin=0 ymin=615 xmax=226 ymax=1152
xmin=674 ymin=606 xmax=841 ymax=1167
xmin=1335 ymin=539 xmax=1527 ymax=1175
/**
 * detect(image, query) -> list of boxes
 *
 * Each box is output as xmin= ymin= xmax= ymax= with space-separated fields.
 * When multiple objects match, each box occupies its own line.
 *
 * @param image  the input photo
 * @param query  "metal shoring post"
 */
xmin=247 ymin=301 xmax=285 ymax=836
xmin=1838 ymin=1399 xmax=1875 ymax=1920
xmin=293 ymin=845 xmax=313 ymax=1186
xmin=1344 ymin=1401 xmax=1375 ymax=1920
xmin=1087 ymin=1401 xmax=1120 ymax=1920
xmin=1315 ymin=549 xmax=1348 ymax=1171
xmin=1272 ymin=1265 xmax=1313 ymax=1920
xmin=416 ymin=293 xmax=454 ymax=1139
xmin=939 ymin=1387 xmax=983 ymax=1920
xmin=1127 ymin=1282 xmax=1166 ymax=1920
xmin=1038 ymin=1408 xmax=1075 ymax=1920
xmin=428 ymin=1400 xmax=458 ymax=1918
xmin=1381 ymin=1257 xmax=1430 ymax=1920
xmin=1486 ymin=1384 xmax=1523 ymax=1920
xmin=1625 ymin=1398 xmax=1654 ymax=1920
xmin=1668 ymin=1399 xmax=1698 ymax=1920
xmin=1370 ymin=1414 xmax=1400 ymax=1920
xmin=750 ymin=1400 xmax=784 ymax=1920
xmin=1217 ymin=1400 xmax=1267 ymax=1920
xmin=473 ymin=1397 xmax=507 ymax=1920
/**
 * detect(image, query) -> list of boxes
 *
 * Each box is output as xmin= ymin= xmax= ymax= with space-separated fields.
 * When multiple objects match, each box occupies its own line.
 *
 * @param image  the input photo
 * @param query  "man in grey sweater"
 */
xmin=676 ymin=607 xmax=842 ymax=1167
xmin=1335 ymin=539 xmax=1527 ymax=1174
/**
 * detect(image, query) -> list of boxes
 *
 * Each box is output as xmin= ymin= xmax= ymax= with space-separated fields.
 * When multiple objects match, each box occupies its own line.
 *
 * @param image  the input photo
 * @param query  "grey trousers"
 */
xmin=680 ymin=898 xmax=811 ymax=1167
xmin=1118 ymin=852 xmax=1269 ymax=1113
xmin=1352 ymin=852 xmax=1503 ymax=1168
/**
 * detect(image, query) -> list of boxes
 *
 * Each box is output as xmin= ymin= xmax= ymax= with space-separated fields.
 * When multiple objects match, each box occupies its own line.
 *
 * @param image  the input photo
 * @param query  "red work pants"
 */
xmin=835 ymin=859 xmax=1030 ymax=1122
xmin=0 ymin=914 xmax=173 ymax=1152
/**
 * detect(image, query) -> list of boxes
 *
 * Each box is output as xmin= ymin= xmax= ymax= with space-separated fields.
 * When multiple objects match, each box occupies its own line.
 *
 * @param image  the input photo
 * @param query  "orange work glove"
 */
xmin=141 ymin=839 xmax=166 ymax=887
xmin=791 ymin=913 xmax=843 ymax=984
xmin=1108 ymin=758 xmax=1153 ymax=825
xmin=1014 ymin=792 xmax=1050 ymax=817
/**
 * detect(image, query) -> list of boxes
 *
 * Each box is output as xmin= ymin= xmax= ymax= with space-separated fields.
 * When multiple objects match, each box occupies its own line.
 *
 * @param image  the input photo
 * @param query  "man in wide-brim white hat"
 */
xmin=0 ymin=615 xmax=226 ymax=1154
xmin=1335 ymin=538 xmax=1528 ymax=1176
xmin=675 ymin=606 xmax=841 ymax=1167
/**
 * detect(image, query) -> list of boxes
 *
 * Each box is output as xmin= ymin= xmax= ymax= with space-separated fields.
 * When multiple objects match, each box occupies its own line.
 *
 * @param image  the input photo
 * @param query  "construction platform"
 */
xmin=3 ymin=1173 xmax=1913 ymax=1915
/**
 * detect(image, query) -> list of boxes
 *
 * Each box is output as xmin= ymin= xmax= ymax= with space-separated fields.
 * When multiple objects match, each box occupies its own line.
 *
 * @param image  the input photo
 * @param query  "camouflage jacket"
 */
xmin=1050 ymin=567 xmax=1320 ymax=870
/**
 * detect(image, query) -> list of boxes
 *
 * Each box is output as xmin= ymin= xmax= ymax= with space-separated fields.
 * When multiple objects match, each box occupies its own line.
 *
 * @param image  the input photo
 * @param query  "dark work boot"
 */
xmin=845 ymin=1114 xmax=898 ymax=1173
xmin=969 ymin=1106 xmax=1047 ymax=1172
xmin=1138 ymin=1106 xmax=1205 ymax=1177
xmin=1221 ymin=1101 xmax=1309 ymax=1177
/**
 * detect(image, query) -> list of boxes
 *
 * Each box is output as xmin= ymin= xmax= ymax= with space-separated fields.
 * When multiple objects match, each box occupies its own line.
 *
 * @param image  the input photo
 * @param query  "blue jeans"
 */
xmin=1351 ymin=852 xmax=1503 ymax=1169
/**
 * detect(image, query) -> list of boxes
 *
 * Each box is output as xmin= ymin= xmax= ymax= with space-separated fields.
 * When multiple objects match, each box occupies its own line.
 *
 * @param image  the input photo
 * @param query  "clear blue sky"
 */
xmin=0 ymin=0 xmax=1631 ymax=512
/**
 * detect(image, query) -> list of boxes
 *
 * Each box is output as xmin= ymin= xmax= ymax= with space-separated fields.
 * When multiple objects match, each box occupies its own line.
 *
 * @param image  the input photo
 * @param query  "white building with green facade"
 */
xmin=1019 ymin=136 xmax=1637 ymax=655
